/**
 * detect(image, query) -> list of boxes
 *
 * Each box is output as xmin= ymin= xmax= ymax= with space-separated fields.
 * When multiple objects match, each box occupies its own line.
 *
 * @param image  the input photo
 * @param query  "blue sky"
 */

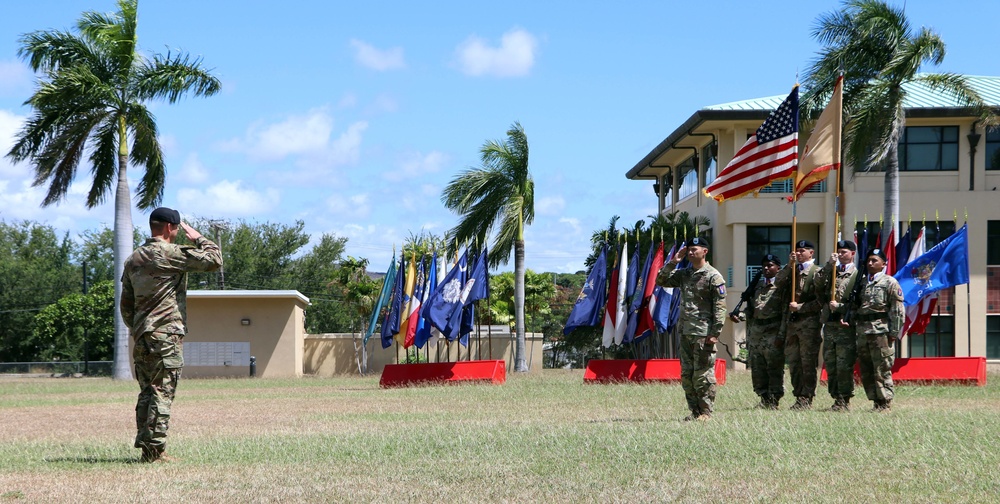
xmin=2 ymin=1 xmax=998 ymax=273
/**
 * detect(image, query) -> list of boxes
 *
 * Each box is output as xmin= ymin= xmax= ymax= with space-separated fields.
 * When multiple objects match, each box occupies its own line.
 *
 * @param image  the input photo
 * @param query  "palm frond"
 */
xmin=135 ymin=51 xmax=222 ymax=103
xmin=86 ymin=119 xmax=119 ymax=208
xmin=128 ymin=104 xmax=165 ymax=209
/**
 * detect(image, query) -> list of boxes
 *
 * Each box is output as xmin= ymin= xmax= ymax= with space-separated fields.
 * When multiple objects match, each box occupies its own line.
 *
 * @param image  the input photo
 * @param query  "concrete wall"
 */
xmin=304 ymin=330 xmax=546 ymax=376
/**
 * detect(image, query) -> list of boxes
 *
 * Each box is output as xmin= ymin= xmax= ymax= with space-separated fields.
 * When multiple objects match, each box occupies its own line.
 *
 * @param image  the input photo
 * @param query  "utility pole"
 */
xmin=208 ymin=220 xmax=230 ymax=290
xmin=83 ymin=261 xmax=89 ymax=376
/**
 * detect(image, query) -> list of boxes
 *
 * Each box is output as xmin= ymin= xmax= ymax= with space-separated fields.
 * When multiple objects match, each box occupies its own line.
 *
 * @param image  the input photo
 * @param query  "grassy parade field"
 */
xmin=2 ymin=370 xmax=999 ymax=503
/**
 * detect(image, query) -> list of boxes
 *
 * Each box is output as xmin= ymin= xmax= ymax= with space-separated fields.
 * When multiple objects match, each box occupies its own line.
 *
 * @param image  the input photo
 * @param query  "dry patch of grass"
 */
xmin=2 ymin=370 xmax=1000 ymax=503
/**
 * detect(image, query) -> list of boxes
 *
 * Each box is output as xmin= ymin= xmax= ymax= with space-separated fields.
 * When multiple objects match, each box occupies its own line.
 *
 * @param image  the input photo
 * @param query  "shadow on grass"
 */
xmin=45 ymin=456 xmax=142 ymax=465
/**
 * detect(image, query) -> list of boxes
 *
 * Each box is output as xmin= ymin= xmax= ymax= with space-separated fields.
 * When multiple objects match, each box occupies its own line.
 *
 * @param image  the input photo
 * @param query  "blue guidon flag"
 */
xmin=894 ymin=224 xmax=970 ymax=306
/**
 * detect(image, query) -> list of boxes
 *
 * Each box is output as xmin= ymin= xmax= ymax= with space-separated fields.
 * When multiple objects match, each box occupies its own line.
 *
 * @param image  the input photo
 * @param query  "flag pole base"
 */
xmin=583 ymin=358 xmax=727 ymax=384
xmin=379 ymin=360 xmax=506 ymax=388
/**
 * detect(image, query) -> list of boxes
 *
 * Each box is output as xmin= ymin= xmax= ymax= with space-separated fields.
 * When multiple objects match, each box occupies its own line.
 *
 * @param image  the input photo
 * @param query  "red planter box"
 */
xmin=379 ymin=360 xmax=506 ymax=388
xmin=583 ymin=359 xmax=727 ymax=385
xmin=819 ymin=356 xmax=987 ymax=386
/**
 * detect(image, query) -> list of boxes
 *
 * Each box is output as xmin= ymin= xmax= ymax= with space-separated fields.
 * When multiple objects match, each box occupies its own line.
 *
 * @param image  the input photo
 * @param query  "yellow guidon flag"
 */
xmin=792 ymin=75 xmax=842 ymax=201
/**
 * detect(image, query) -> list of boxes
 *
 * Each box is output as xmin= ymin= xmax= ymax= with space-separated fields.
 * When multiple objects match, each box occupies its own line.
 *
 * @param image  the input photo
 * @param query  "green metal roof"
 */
xmin=705 ymin=75 xmax=1000 ymax=111
xmin=628 ymin=75 xmax=1000 ymax=179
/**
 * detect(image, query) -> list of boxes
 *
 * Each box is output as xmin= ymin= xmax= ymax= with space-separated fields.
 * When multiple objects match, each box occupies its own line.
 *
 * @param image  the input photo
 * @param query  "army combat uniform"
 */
xmin=817 ymin=261 xmax=860 ymax=411
xmin=657 ymin=259 xmax=727 ymax=419
xmin=747 ymin=273 xmax=787 ymax=408
xmin=775 ymin=259 xmax=824 ymax=409
xmin=121 ymin=233 xmax=222 ymax=460
xmin=852 ymin=270 xmax=905 ymax=411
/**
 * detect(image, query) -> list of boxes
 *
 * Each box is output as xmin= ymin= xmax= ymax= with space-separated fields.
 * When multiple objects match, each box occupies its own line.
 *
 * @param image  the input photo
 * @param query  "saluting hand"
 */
xmin=672 ymin=246 xmax=687 ymax=263
xmin=180 ymin=221 xmax=203 ymax=241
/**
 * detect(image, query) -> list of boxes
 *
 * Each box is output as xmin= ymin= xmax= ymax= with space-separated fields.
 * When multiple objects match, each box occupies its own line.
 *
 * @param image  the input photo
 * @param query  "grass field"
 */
xmin=2 ymin=370 xmax=999 ymax=503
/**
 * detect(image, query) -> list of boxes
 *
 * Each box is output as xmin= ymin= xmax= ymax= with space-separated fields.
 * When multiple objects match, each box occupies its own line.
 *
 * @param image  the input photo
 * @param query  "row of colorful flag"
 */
xmin=363 ymin=247 xmax=490 ymax=350
xmin=564 ymin=240 xmax=687 ymax=348
xmin=563 ymin=222 xmax=969 ymax=342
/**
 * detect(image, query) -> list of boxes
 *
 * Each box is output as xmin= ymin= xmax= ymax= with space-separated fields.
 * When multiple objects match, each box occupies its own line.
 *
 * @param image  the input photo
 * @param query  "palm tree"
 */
xmin=6 ymin=0 xmax=221 ymax=379
xmin=442 ymin=122 xmax=534 ymax=372
xmin=804 ymin=0 xmax=994 ymax=244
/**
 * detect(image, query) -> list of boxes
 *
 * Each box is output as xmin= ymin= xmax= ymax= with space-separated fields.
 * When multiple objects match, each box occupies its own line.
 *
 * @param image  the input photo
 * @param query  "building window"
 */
xmin=988 ymin=316 xmax=1000 ymax=359
xmin=758 ymin=179 xmax=827 ymax=194
xmin=677 ymin=157 xmax=698 ymax=201
xmin=908 ymin=316 xmax=955 ymax=357
xmin=702 ymin=144 xmax=717 ymax=187
xmin=898 ymin=126 xmax=959 ymax=171
xmin=989 ymin=221 xmax=1000 ymax=265
xmin=746 ymin=226 xmax=791 ymax=284
xmin=986 ymin=127 xmax=1000 ymax=171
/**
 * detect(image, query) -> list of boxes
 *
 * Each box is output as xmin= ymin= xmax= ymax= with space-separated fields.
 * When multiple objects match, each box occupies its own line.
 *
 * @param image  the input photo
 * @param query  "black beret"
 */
xmin=686 ymin=236 xmax=710 ymax=249
xmin=867 ymin=248 xmax=887 ymax=261
xmin=836 ymin=240 xmax=857 ymax=252
xmin=149 ymin=207 xmax=181 ymax=225
xmin=761 ymin=254 xmax=781 ymax=266
xmin=795 ymin=240 xmax=815 ymax=250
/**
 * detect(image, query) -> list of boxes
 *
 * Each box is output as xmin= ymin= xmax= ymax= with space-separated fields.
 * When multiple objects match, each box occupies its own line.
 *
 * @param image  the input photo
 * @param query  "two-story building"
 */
xmin=627 ymin=75 xmax=1000 ymax=365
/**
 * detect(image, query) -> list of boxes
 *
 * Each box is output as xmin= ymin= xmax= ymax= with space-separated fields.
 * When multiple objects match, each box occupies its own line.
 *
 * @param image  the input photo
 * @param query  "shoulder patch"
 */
xmin=718 ymin=285 xmax=726 ymax=296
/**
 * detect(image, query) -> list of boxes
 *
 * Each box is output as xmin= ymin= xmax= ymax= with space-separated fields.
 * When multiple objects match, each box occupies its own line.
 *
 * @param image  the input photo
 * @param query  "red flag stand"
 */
xmin=819 ymin=356 xmax=986 ymax=386
xmin=583 ymin=359 xmax=727 ymax=384
xmin=379 ymin=360 xmax=506 ymax=388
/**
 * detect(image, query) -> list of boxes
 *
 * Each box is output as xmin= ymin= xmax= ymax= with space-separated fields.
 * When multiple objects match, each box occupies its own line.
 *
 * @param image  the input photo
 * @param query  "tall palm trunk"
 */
xmin=112 ymin=119 xmax=133 ymax=380
xmin=882 ymin=118 xmax=903 ymax=247
xmin=513 ymin=238 xmax=527 ymax=372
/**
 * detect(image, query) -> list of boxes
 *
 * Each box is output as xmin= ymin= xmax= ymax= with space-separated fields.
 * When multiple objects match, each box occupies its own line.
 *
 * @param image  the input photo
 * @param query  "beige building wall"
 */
xmin=304 ymin=330 xmax=545 ymax=376
xmin=182 ymin=291 xmax=309 ymax=378
xmin=657 ymin=115 xmax=996 ymax=365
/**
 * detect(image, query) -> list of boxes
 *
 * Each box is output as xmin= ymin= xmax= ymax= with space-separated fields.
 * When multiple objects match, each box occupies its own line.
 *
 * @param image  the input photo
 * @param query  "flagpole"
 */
xmin=964 ymin=209 xmax=971 ymax=357
xmin=831 ymin=153 xmax=841 ymax=300
xmin=792 ymin=174 xmax=799 ymax=304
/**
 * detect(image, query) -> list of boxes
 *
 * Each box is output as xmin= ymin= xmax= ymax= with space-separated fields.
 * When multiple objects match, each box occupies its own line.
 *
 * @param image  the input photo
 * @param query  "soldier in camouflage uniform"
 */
xmin=121 ymin=207 xmax=222 ymax=462
xmin=656 ymin=237 xmax=727 ymax=421
xmin=850 ymin=248 xmax=905 ymax=412
xmin=775 ymin=239 xmax=823 ymax=410
xmin=733 ymin=254 xmax=786 ymax=409
xmin=816 ymin=240 xmax=860 ymax=412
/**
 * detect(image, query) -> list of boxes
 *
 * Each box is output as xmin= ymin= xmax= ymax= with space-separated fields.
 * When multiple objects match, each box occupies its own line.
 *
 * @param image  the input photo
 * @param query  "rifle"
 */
xmin=730 ymin=269 xmax=764 ymax=321
xmin=841 ymin=270 xmax=868 ymax=326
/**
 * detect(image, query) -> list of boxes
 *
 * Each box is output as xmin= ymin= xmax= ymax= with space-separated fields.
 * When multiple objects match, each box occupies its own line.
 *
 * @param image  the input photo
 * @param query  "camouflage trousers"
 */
xmin=857 ymin=332 xmax=894 ymax=402
xmin=784 ymin=319 xmax=822 ymax=399
xmin=748 ymin=319 xmax=785 ymax=400
xmin=679 ymin=335 xmax=717 ymax=415
xmin=133 ymin=332 xmax=184 ymax=456
xmin=823 ymin=324 xmax=857 ymax=399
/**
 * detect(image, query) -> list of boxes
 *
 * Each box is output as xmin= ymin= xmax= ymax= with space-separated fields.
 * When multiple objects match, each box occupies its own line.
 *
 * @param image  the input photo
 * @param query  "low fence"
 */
xmin=0 ymin=361 xmax=113 ymax=376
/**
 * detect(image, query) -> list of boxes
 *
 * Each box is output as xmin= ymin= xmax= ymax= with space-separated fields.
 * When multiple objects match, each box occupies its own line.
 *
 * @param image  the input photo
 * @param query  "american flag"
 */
xmin=704 ymin=86 xmax=799 ymax=202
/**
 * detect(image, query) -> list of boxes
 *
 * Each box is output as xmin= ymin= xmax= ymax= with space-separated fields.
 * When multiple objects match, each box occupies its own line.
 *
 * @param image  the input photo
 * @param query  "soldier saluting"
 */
xmin=847 ymin=248 xmax=905 ymax=412
xmin=656 ymin=237 xmax=727 ymax=421
xmin=121 ymin=207 xmax=223 ymax=462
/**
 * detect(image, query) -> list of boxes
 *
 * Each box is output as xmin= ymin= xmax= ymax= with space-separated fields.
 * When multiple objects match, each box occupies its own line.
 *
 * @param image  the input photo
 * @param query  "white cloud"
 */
xmin=338 ymin=92 xmax=358 ymax=109
xmin=0 ymin=110 xmax=27 ymax=178
xmin=369 ymin=94 xmax=398 ymax=114
xmin=536 ymin=195 xmax=566 ymax=215
xmin=384 ymin=150 xmax=449 ymax=182
xmin=219 ymin=108 xmax=368 ymax=172
xmin=350 ymin=39 xmax=406 ymax=71
xmin=325 ymin=192 xmax=371 ymax=220
xmin=158 ymin=134 xmax=179 ymax=156
xmin=243 ymin=109 xmax=334 ymax=161
xmin=0 ymin=60 xmax=32 ymax=96
xmin=177 ymin=152 xmax=210 ymax=184
xmin=559 ymin=216 xmax=581 ymax=235
xmin=456 ymin=28 xmax=538 ymax=77
xmin=176 ymin=180 xmax=279 ymax=217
